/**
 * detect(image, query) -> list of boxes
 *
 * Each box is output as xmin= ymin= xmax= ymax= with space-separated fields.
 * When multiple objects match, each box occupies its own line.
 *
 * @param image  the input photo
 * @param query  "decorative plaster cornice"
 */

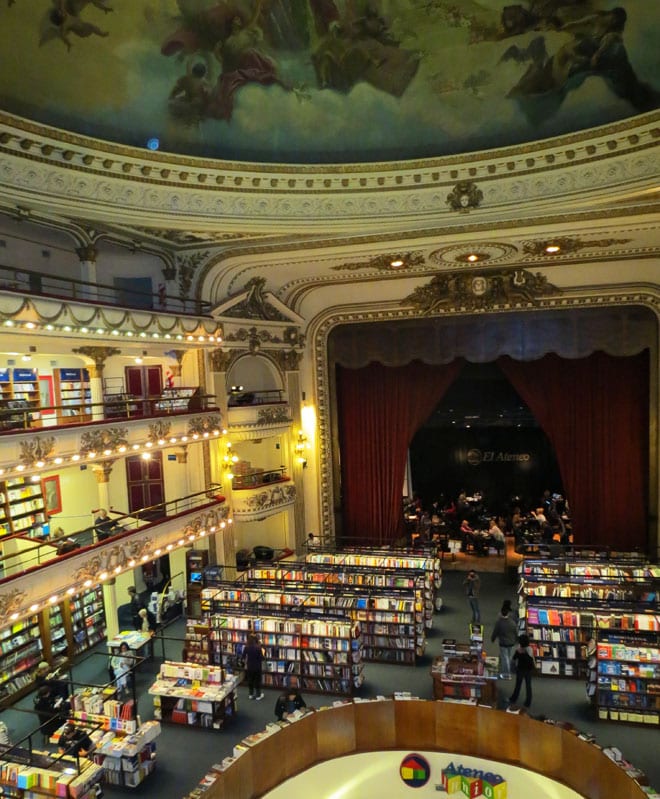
xmin=0 ymin=112 xmax=657 ymax=229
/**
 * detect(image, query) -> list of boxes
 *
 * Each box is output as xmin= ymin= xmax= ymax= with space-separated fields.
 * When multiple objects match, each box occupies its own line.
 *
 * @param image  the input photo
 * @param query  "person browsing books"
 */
xmin=508 ymin=633 xmax=536 ymax=709
xmin=244 ymin=634 xmax=265 ymax=700
xmin=275 ymin=688 xmax=306 ymax=720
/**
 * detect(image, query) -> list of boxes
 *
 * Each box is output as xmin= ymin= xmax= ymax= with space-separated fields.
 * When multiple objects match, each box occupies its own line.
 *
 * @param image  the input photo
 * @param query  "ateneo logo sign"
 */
xmin=441 ymin=762 xmax=507 ymax=798
xmin=400 ymin=753 xmax=431 ymax=787
xmin=466 ymin=448 xmax=530 ymax=466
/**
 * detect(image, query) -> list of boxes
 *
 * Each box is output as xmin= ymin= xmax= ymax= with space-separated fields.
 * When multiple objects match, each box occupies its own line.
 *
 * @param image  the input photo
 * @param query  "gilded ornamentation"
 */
xmin=522 ymin=236 xmax=632 ymax=256
xmin=148 ymin=421 xmax=172 ymax=441
xmin=429 ymin=242 xmax=519 ymax=266
xmin=75 ymin=245 xmax=98 ymax=263
xmin=209 ymin=348 xmax=234 ymax=372
xmin=224 ymin=326 xmax=301 ymax=349
xmin=177 ymin=251 xmax=208 ymax=301
xmin=80 ymin=427 xmax=128 ymax=453
xmin=20 ymin=436 xmax=56 ymax=466
xmin=331 ymin=252 xmax=425 ymax=272
xmin=403 ymin=268 xmax=558 ymax=313
xmin=446 ymin=180 xmax=483 ymax=212
xmin=257 ymin=407 xmax=291 ymax=425
xmin=222 ymin=277 xmax=289 ymax=321
xmin=72 ymin=346 xmax=121 ymax=373
xmin=187 ymin=414 xmax=222 ymax=435
xmin=242 ymin=484 xmax=296 ymax=512
xmin=92 ymin=460 xmax=115 ymax=484
xmin=283 ymin=327 xmax=305 ymax=349
xmin=0 ymin=588 xmax=27 ymax=622
xmin=273 ymin=349 xmax=301 ymax=371
xmin=72 ymin=536 xmax=154 ymax=583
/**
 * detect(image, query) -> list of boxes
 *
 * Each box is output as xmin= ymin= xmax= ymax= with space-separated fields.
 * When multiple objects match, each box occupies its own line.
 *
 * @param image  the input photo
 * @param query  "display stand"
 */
xmin=149 ymin=661 xmax=239 ymax=731
xmin=183 ymin=620 xmax=213 ymax=665
xmin=431 ymin=638 xmax=498 ymax=705
xmin=0 ymin=743 xmax=103 ymax=799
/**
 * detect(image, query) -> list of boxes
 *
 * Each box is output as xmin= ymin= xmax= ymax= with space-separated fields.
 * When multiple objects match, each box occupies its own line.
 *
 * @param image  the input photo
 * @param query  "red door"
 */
xmin=125 ymin=366 xmax=162 ymax=415
xmin=126 ymin=452 xmax=165 ymax=520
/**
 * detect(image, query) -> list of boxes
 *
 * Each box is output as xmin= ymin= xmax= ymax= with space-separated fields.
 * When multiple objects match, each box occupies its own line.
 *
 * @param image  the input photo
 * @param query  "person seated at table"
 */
xmin=58 ymin=722 xmax=93 ymax=758
xmin=488 ymin=518 xmax=506 ymax=554
xmin=275 ymin=688 xmax=307 ymax=721
xmin=460 ymin=519 xmax=476 ymax=552
xmin=94 ymin=508 xmax=121 ymax=541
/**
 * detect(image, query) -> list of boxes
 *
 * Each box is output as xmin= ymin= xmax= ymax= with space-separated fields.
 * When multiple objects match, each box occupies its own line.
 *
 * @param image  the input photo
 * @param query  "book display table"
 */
xmin=149 ymin=661 xmax=240 ymax=731
xmin=0 ymin=743 xmax=103 ymax=799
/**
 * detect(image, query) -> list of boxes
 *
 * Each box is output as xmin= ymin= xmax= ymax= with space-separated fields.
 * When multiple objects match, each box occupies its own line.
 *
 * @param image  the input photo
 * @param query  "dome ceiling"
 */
xmin=0 ymin=0 xmax=658 ymax=165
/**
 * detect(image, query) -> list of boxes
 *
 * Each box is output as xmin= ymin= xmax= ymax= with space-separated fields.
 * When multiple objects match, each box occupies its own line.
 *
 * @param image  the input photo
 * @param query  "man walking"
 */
xmin=491 ymin=600 xmax=518 ymax=679
xmin=463 ymin=570 xmax=481 ymax=623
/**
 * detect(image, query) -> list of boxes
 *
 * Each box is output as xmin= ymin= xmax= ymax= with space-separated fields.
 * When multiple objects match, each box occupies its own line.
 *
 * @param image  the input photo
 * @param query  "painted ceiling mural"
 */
xmin=0 ymin=0 xmax=658 ymax=164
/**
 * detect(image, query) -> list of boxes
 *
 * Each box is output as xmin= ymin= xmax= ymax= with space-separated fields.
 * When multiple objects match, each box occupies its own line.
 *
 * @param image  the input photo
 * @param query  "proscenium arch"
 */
xmin=313 ymin=301 xmax=659 ymax=554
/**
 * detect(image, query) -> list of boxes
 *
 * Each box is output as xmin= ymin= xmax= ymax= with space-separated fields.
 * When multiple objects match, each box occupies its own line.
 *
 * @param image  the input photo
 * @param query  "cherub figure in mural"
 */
xmin=169 ymin=60 xmax=213 ymax=126
xmin=503 ymin=7 xmax=659 ymax=122
xmin=38 ymin=0 xmax=112 ymax=51
xmin=206 ymin=1 xmax=290 ymax=122
xmin=312 ymin=1 xmax=420 ymax=96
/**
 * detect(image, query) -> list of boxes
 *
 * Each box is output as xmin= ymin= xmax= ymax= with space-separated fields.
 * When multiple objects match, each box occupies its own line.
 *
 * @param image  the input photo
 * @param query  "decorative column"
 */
xmin=92 ymin=460 xmax=114 ymax=509
xmin=76 ymin=244 xmax=98 ymax=301
xmin=103 ymin=580 xmax=119 ymax=639
xmin=274 ymin=348 xmax=306 ymax=553
xmin=72 ymin=346 xmax=120 ymax=421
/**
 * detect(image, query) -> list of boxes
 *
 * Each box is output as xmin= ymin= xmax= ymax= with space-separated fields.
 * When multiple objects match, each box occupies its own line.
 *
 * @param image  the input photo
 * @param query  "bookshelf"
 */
xmin=0 ymin=744 xmax=103 ymax=799
xmin=203 ymin=578 xmax=420 ymax=664
xmin=46 ymin=603 xmax=68 ymax=660
xmin=208 ymin=611 xmax=363 ymax=695
xmin=518 ymin=557 xmax=660 ymax=678
xmin=149 ymin=661 xmax=239 ymax=731
xmin=10 ymin=367 xmax=40 ymax=419
xmin=306 ymin=549 xmax=442 ymax=627
xmin=0 ymin=614 xmax=43 ymax=707
xmin=596 ymin=633 xmax=660 ymax=726
xmin=183 ymin=620 xmax=213 ymax=665
xmin=70 ymin=587 xmax=106 ymax=655
xmin=0 ymin=476 xmax=47 ymax=538
xmin=54 ymin=368 xmax=92 ymax=423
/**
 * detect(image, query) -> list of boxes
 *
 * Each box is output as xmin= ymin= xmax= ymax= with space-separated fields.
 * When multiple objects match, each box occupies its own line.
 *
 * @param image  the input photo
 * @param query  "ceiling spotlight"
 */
xmin=467 ymin=254 xmax=479 ymax=262
xmin=545 ymin=244 xmax=560 ymax=253
xmin=389 ymin=257 xmax=404 ymax=268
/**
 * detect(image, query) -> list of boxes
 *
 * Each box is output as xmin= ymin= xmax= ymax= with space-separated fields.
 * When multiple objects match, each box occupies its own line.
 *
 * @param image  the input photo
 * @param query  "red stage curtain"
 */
xmin=498 ymin=352 xmax=649 ymax=550
xmin=337 ymin=360 xmax=464 ymax=546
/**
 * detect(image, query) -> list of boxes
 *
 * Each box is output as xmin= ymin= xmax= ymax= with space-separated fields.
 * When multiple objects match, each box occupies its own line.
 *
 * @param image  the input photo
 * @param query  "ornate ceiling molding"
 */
xmin=0 ymin=112 xmax=657 ymax=229
xmin=403 ymin=269 xmax=558 ymax=313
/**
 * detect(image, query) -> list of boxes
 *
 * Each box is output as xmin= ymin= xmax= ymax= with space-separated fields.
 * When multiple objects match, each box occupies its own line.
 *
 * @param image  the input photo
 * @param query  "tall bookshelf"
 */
xmin=596 ymin=632 xmax=660 ymax=726
xmin=0 ymin=614 xmax=43 ymax=707
xmin=208 ymin=610 xmax=363 ymax=695
xmin=182 ymin=619 xmax=213 ymax=665
xmin=0 ymin=476 xmax=47 ymax=538
xmin=10 ymin=367 xmax=40 ymax=420
xmin=70 ymin=586 xmax=106 ymax=654
xmin=518 ymin=557 xmax=659 ymax=678
xmin=54 ymin=367 xmax=92 ymax=423
xmin=203 ymin=578 xmax=421 ymax=664
xmin=306 ymin=549 xmax=442 ymax=626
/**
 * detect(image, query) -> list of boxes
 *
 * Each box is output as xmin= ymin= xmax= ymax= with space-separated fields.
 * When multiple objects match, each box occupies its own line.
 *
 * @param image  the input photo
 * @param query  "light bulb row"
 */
xmin=3 ymin=319 xmax=220 ymax=343
xmin=0 ymin=430 xmax=222 ymax=479
xmin=9 ymin=520 xmax=232 ymax=622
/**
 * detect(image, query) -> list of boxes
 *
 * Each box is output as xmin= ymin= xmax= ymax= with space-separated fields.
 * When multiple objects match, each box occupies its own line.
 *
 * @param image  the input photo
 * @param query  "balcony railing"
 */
xmin=227 ymin=389 xmax=284 ymax=407
xmin=0 ymin=389 xmax=217 ymax=433
xmin=0 ymin=485 xmax=226 ymax=581
xmin=0 ymin=262 xmax=212 ymax=315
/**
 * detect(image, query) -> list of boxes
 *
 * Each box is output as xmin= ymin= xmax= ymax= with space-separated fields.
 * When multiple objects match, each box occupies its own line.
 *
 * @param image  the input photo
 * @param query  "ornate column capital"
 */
xmin=92 ymin=460 xmax=115 ymax=484
xmin=72 ymin=346 xmax=121 ymax=376
xmin=209 ymin=348 xmax=233 ymax=372
xmin=75 ymin=245 xmax=98 ymax=263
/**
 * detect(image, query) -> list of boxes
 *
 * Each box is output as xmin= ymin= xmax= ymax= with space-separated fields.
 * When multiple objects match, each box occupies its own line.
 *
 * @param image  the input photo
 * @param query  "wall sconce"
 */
xmin=295 ymin=430 xmax=309 ymax=468
xmin=223 ymin=441 xmax=239 ymax=480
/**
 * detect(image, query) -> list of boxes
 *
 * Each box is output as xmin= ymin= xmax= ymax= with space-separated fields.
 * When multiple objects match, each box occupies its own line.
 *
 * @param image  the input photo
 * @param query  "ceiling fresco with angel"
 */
xmin=0 ymin=0 xmax=658 ymax=164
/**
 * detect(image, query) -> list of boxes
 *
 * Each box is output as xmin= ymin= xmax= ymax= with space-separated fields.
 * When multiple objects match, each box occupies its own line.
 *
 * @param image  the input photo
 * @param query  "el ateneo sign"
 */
xmin=466 ymin=448 xmax=531 ymax=466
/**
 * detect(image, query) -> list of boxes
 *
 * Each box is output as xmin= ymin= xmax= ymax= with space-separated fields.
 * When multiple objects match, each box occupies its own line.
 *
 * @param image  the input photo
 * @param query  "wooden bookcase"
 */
xmin=69 ymin=586 xmax=106 ymax=655
xmin=0 ymin=476 xmax=47 ymax=538
xmin=596 ymin=632 xmax=660 ymax=726
xmin=518 ymin=557 xmax=659 ymax=678
xmin=203 ymin=578 xmax=420 ymax=664
xmin=183 ymin=620 xmax=213 ymax=665
xmin=53 ymin=367 xmax=92 ymax=423
xmin=207 ymin=611 xmax=363 ymax=695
